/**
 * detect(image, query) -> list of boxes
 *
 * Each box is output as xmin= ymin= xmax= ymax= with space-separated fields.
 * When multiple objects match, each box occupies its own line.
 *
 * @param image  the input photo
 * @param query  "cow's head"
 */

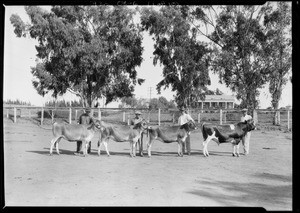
xmin=243 ymin=119 xmax=256 ymax=132
xmin=180 ymin=120 xmax=197 ymax=132
xmin=133 ymin=119 xmax=148 ymax=130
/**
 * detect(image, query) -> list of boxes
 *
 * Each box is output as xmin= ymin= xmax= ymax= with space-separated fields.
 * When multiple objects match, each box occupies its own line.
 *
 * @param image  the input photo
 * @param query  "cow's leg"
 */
xmin=232 ymin=144 xmax=237 ymax=157
xmin=97 ymin=140 xmax=103 ymax=156
xmin=236 ymin=144 xmax=240 ymax=157
xmin=82 ymin=140 xmax=89 ymax=157
xmin=147 ymin=138 xmax=153 ymax=158
xmin=202 ymin=138 xmax=210 ymax=157
xmin=177 ymin=141 xmax=183 ymax=157
xmin=55 ymin=138 xmax=61 ymax=155
xmin=129 ymin=141 xmax=133 ymax=158
xmin=103 ymin=139 xmax=110 ymax=157
xmin=50 ymin=137 xmax=60 ymax=156
xmin=132 ymin=139 xmax=138 ymax=157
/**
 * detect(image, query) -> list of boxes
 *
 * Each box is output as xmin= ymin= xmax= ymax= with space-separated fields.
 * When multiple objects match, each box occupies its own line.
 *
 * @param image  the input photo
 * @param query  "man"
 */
xmin=241 ymin=108 xmax=252 ymax=155
xmin=178 ymin=107 xmax=195 ymax=155
xmin=130 ymin=110 xmax=144 ymax=156
xmin=75 ymin=108 xmax=93 ymax=155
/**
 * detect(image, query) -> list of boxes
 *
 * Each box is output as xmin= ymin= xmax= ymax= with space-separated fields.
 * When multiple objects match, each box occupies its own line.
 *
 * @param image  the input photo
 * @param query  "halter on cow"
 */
xmin=147 ymin=120 xmax=197 ymax=157
xmin=201 ymin=119 xmax=255 ymax=157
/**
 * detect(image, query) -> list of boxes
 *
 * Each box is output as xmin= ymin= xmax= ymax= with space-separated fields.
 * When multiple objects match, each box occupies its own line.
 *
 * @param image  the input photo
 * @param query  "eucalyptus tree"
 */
xmin=140 ymin=5 xmax=212 ymax=108
xmin=10 ymin=5 xmax=144 ymax=107
xmin=188 ymin=4 xmax=274 ymax=110
xmin=264 ymin=2 xmax=291 ymax=110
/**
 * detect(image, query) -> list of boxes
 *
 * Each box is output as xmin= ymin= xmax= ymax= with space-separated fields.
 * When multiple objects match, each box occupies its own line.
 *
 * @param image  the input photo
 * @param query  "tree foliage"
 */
xmin=140 ymin=5 xmax=212 ymax=108
xmin=10 ymin=6 xmax=144 ymax=107
xmin=263 ymin=2 xmax=291 ymax=110
xmin=189 ymin=5 xmax=276 ymax=110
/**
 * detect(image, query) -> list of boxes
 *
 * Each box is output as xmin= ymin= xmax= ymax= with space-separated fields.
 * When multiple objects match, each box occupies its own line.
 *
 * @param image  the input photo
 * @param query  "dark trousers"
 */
xmin=182 ymin=135 xmax=191 ymax=154
xmin=76 ymin=141 xmax=91 ymax=153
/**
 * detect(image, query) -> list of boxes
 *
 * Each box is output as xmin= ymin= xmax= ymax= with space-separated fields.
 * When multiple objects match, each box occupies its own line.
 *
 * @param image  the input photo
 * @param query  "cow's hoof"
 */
xmin=232 ymin=153 xmax=236 ymax=157
xmin=49 ymin=153 xmax=52 ymax=156
xmin=236 ymin=154 xmax=240 ymax=157
xmin=107 ymin=155 xmax=110 ymax=157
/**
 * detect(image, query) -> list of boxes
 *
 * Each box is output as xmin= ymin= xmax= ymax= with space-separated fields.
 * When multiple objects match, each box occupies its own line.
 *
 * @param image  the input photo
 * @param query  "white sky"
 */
xmin=3 ymin=5 xmax=292 ymax=108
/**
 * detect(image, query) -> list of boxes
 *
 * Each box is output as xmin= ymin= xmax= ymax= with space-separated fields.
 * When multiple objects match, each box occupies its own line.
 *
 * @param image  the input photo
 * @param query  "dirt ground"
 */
xmin=3 ymin=118 xmax=292 ymax=210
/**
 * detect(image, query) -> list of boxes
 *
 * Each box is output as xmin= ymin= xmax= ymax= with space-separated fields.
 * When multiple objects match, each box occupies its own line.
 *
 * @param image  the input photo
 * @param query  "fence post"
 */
xmin=123 ymin=111 xmax=126 ymax=122
xmin=287 ymin=110 xmax=290 ymax=130
xmin=98 ymin=108 xmax=101 ymax=120
xmin=6 ymin=109 xmax=9 ymax=118
xmin=220 ymin=109 xmax=222 ymax=125
xmin=158 ymin=108 xmax=161 ymax=126
xmin=14 ymin=107 xmax=17 ymax=123
xmin=277 ymin=110 xmax=281 ymax=125
xmin=148 ymin=110 xmax=150 ymax=123
xmin=51 ymin=110 xmax=54 ymax=123
xmin=69 ymin=108 xmax=72 ymax=124
xmin=224 ymin=111 xmax=226 ymax=123
xmin=29 ymin=109 xmax=31 ymax=118
xmin=75 ymin=110 xmax=78 ymax=122
xmin=172 ymin=113 xmax=175 ymax=124
xmin=127 ymin=114 xmax=130 ymax=125
xmin=41 ymin=107 xmax=44 ymax=125
xmin=198 ymin=113 xmax=201 ymax=123
xmin=253 ymin=109 xmax=258 ymax=125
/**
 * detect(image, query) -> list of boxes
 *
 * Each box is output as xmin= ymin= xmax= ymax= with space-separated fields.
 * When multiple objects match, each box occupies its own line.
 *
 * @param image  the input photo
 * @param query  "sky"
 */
xmin=3 ymin=5 xmax=293 ymax=108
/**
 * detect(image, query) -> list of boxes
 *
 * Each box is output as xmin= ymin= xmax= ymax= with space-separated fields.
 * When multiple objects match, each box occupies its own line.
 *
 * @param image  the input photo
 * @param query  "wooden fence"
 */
xmin=3 ymin=106 xmax=292 ymax=131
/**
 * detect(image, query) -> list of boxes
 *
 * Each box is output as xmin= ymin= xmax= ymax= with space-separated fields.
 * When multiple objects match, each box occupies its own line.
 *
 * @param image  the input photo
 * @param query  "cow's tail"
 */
xmin=201 ymin=122 xmax=208 ymax=140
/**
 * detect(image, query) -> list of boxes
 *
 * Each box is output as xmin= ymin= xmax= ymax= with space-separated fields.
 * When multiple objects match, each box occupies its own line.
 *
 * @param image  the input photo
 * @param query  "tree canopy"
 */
xmin=10 ymin=5 xmax=144 ymax=107
xmin=140 ymin=5 xmax=212 ymax=108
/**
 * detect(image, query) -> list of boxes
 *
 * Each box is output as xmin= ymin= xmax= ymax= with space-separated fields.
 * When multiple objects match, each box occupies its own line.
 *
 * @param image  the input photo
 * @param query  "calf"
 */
xmin=50 ymin=119 xmax=102 ymax=156
xmin=201 ymin=120 xmax=255 ymax=157
xmin=97 ymin=120 xmax=148 ymax=157
xmin=147 ymin=121 xmax=197 ymax=157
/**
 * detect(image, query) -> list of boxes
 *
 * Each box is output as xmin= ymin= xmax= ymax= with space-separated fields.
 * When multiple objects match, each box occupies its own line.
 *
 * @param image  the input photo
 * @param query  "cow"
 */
xmin=201 ymin=119 xmax=256 ymax=157
xmin=49 ymin=119 xmax=102 ymax=156
xmin=97 ymin=119 xmax=148 ymax=158
xmin=147 ymin=120 xmax=197 ymax=157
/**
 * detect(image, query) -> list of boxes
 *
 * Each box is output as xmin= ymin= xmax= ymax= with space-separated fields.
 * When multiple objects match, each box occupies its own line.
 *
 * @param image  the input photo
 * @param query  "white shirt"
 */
xmin=178 ymin=113 xmax=195 ymax=125
xmin=241 ymin=114 xmax=252 ymax=122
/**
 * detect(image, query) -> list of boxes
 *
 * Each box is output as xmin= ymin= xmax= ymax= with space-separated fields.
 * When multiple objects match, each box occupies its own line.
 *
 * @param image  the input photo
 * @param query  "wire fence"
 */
xmin=3 ymin=106 xmax=292 ymax=131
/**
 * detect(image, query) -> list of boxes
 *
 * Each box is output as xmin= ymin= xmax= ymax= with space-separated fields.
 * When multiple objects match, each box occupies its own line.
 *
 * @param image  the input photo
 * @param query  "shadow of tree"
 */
xmin=187 ymin=176 xmax=292 ymax=209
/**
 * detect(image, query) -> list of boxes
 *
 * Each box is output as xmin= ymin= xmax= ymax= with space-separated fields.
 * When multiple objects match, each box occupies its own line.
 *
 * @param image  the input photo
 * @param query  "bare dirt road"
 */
xmin=3 ymin=118 xmax=292 ymax=210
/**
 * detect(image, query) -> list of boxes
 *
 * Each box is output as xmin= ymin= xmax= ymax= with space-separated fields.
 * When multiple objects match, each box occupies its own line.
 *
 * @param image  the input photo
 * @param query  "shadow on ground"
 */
xmin=187 ymin=174 xmax=292 ymax=209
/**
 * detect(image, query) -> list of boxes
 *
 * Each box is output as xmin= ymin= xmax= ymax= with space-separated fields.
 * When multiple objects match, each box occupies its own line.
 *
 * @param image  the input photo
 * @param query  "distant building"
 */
xmin=193 ymin=95 xmax=236 ymax=109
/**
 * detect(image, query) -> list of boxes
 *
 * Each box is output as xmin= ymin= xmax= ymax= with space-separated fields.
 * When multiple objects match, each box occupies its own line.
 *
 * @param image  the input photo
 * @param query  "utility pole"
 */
xmin=148 ymin=87 xmax=153 ymax=104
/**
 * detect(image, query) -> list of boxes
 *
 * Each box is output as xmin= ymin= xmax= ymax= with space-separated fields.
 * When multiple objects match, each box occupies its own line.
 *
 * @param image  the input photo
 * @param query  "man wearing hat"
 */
xmin=75 ymin=108 xmax=93 ymax=155
xmin=178 ymin=107 xmax=195 ymax=155
xmin=129 ymin=110 xmax=145 ymax=156
xmin=241 ymin=108 xmax=252 ymax=155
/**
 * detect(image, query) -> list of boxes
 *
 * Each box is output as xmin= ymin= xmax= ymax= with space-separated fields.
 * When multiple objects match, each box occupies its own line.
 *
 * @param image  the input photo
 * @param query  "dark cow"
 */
xmin=201 ymin=120 xmax=255 ymax=157
xmin=147 ymin=121 xmax=197 ymax=157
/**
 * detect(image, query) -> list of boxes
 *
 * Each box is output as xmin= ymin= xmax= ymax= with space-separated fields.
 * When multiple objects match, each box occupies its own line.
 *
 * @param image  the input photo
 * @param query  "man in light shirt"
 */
xmin=241 ymin=108 xmax=252 ymax=155
xmin=178 ymin=107 xmax=195 ymax=155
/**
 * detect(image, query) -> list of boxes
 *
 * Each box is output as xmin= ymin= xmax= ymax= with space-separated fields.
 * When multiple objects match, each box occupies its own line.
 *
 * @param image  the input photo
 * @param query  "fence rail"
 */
xmin=3 ymin=106 xmax=292 ymax=131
